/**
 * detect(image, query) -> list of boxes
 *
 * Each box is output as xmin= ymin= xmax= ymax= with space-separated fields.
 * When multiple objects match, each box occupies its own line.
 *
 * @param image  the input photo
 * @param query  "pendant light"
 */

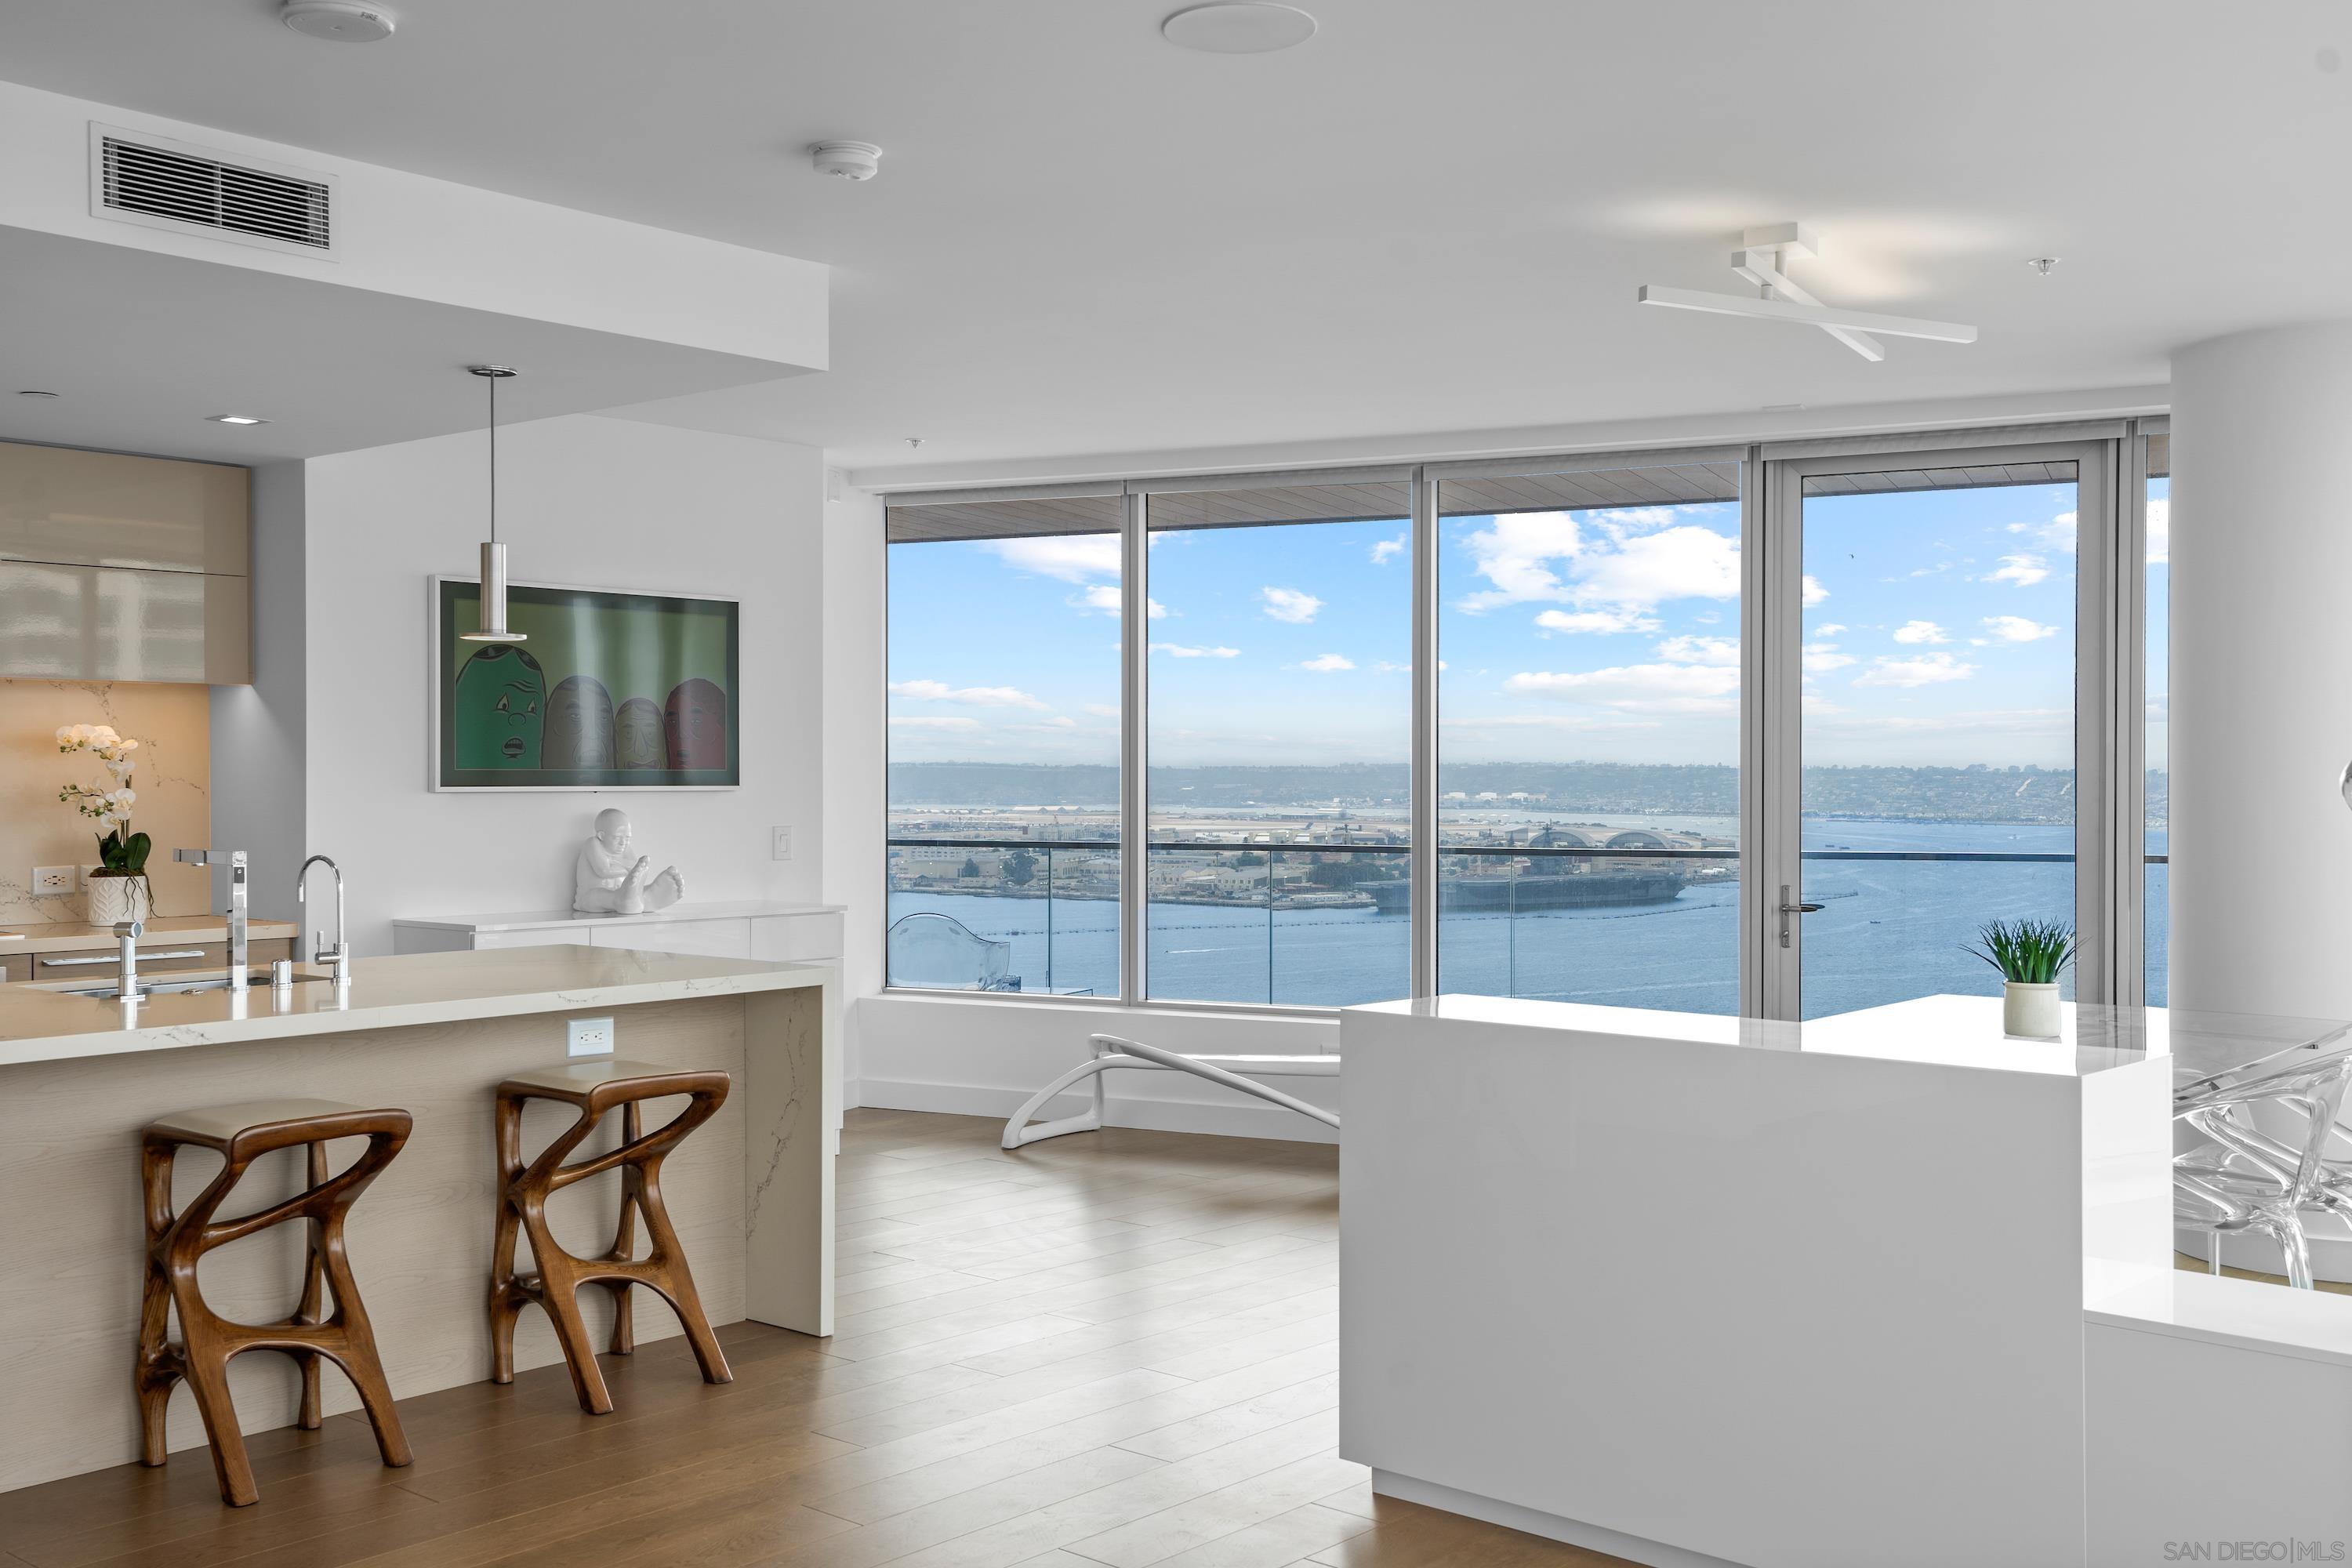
xmin=457 ymin=365 xmax=526 ymax=643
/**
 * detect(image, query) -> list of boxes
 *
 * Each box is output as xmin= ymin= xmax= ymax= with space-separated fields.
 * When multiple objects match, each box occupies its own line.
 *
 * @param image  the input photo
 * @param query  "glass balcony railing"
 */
xmin=885 ymin=839 xmax=2172 ymax=1014
xmin=1146 ymin=844 xmax=1410 ymax=1008
xmin=885 ymin=840 xmax=1120 ymax=996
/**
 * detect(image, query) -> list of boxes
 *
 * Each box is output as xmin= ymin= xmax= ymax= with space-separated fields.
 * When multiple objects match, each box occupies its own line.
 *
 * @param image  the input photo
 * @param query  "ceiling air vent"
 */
xmin=89 ymin=123 xmax=337 ymax=257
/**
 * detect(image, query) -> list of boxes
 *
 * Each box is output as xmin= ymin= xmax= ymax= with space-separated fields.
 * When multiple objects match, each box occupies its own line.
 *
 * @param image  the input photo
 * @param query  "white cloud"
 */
xmin=1655 ymin=634 xmax=1740 ymax=667
xmin=1261 ymin=586 xmax=1323 ymax=623
xmin=1299 ymin=653 xmax=1356 ymax=673
xmin=1370 ymin=532 xmax=1407 ymax=564
xmin=1150 ymin=643 xmax=1240 ymax=659
xmin=1570 ymin=525 xmax=1740 ymax=609
xmin=2006 ymin=509 xmax=2078 ymax=554
xmin=1802 ymin=642 xmax=1856 ymax=673
xmin=1892 ymin=619 xmax=1949 ymax=645
xmin=888 ymin=715 xmax=983 ymax=731
xmin=1504 ymin=662 xmax=1740 ymax=715
xmin=1534 ymin=608 xmax=1661 ymax=636
xmin=1069 ymin=583 xmax=1165 ymax=619
xmin=979 ymin=535 xmax=1120 ymax=583
xmin=1986 ymin=554 xmax=2049 ymax=587
xmin=1982 ymin=615 xmax=2059 ymax=643
xmin=1814 ymin=622 xmax=1847 ymax=637
xmin=1082 ymin=703 xmax=1120 ymax=718
xmin=1854 ymin=652 xmax=1976 ymax=688
xmin=888 ymin=679 xmax=1047 ymax=710
xmin=1802 ymin=575 xmax=1828 ymax=607
xmin=1455 ymin=509 xmax=1737 ymax=614
xmin=2147 ymin=497 xmax=2168 ymax=565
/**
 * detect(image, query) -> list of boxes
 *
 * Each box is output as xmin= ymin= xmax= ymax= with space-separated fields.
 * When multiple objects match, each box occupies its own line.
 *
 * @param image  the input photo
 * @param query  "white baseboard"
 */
xmin=1371 ymin=1471 xmax=1748 ymax=1568
xmin=851 ymin=1075 xmax=1339 ymax=1145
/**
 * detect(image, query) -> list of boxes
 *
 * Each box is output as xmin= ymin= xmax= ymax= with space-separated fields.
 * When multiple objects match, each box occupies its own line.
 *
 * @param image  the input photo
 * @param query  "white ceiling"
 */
xmin=2 ymin=1 xmax=2345 ymax=474
xmin=0 ymin=226 xmax=800 ymax=466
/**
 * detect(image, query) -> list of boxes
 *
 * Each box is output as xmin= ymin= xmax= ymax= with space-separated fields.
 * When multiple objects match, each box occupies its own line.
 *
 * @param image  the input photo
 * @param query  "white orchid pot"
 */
xmin=2003 ymin=980 xmax=2061 ymax=1039
xmin=85 ymin=874 xmax=149 ymax=928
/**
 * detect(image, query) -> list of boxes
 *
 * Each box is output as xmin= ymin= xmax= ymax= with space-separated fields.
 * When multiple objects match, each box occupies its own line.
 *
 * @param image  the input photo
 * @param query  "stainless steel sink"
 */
xmin=60 ymin=971 xmax=326 ymax=1000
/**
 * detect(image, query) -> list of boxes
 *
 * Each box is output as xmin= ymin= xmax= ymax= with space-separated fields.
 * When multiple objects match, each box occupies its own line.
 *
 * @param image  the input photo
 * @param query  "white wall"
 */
xmin=821 ymin=481 xmax=887 ymax=1094
xmin=298 ymin=414 xmax=826 ymax=956
xmin=209 ymin=459 xmax=307 ymax=921
xmin=2169 ymin=322 xmax=2352 ymax=1018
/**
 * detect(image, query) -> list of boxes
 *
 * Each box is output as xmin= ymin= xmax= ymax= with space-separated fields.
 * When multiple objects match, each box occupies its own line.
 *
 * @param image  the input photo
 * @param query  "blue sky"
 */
xmin=887 ymin=477 xmax=2152 ymax=773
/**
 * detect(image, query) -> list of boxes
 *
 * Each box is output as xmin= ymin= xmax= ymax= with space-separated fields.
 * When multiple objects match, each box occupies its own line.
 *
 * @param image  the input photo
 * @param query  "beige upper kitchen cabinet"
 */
xmin=0 ymin=439 xmax=250 ymax=684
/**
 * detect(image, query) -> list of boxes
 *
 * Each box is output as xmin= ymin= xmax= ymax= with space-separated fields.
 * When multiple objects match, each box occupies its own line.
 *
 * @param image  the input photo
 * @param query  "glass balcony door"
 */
xmin=1759 ymin=443 xmax=2113 ymax=1021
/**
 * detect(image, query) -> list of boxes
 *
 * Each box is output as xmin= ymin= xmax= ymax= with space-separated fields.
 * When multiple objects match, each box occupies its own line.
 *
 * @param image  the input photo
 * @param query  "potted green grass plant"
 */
xmin=1968 ymin=918 xmax=2074 ymax=1038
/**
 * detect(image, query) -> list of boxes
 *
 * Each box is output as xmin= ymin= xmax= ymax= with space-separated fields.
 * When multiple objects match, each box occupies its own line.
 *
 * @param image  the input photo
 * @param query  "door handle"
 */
xmin=1776 ymin=884 xmax=1824 ymax=949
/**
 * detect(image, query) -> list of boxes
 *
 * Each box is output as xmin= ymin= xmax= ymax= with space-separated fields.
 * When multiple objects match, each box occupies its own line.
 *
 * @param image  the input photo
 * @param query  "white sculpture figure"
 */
xmin=573 ymin=808 xmax=684 ymax=915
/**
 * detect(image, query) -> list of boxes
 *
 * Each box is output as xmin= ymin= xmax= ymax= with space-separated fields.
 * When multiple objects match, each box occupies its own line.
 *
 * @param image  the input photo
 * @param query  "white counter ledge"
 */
xmin=0 ymin=942 xmax=829 ymax=1067
xmin=0 ymin=943 xmax=834 ymax=1497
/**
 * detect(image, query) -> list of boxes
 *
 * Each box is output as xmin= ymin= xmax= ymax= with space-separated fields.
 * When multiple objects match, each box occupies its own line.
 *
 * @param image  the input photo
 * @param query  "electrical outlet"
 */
xmin=567 ymin=1017 xmax=615 ymax=1058
xmin=31 ymin=866 xmax=75 ymax=897
xmin=771 ymin=826 xmax=793 ymax=861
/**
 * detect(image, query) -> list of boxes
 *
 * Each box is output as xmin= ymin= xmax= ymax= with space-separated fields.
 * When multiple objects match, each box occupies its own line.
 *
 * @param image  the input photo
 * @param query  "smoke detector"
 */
xmin=811 ymin=141 xmax=884 ymax=182
xmin=281 ymin=2 xmax=397 ymax=42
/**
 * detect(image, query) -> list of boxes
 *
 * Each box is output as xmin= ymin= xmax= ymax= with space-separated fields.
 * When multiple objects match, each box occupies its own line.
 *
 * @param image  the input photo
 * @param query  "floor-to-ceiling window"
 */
xmin=884 ymin=490 xmax=1123 ymax=996
xmin=879 ymin=426 xmax=2151 ymax=1019
xmin=2146 ymin=432 xmax=2170 ymax=1004
xmin=1140 ymin=475 xmax=1413 ymax=1006
xmin=1788 ymin=456 xmax=2082 ymax=1019
xmin=1432 ymin=457 xmax=1743 ymax=1012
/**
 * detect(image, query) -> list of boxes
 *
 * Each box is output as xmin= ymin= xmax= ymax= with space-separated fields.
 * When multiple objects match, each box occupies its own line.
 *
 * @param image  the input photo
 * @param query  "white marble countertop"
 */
xmin=0 ymin=915 xmax=300 ymax=954
xmin=0 ymin=944 xmax=828 ymax=1069
xmin=389 ymin=900 xmax=845 ymax=933
xmin=1346 ymin=993 xmax=2209 ymax=1077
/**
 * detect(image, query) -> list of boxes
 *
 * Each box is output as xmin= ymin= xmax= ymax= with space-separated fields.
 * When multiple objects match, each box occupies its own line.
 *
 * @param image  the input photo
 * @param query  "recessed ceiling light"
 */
xmin=281 ymin=2 xmax=397 ymax=42
xmin=1161 ymin=3 xmax=1317 ymax=54
xmin=205 ymin=414 xmax=271 ymax=426
xmin=15 ymin=390 xmax=60 ymax=400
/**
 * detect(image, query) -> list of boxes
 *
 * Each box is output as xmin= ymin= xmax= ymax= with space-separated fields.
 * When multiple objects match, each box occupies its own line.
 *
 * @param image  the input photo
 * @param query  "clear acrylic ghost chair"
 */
xmin=2172 ymin=1046 xmax=2352 ymax=1290
xmin=1002 ymin=1033 xmax=1339 ymax=1150
xmin=887 ymin=913 xmax=1016 ymax=992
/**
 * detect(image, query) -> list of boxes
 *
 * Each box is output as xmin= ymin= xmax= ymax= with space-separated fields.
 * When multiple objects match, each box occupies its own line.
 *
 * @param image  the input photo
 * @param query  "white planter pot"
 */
xmin=2003 ymin=980 xmax=2061 ymax=1039
xmin=85 ymin=874 xmax=150 ymax=928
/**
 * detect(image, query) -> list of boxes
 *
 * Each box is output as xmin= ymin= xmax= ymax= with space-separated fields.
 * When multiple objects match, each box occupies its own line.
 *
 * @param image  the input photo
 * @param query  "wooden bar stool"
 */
xmin=137 ymin=1098 xmax=414 ymax=1507
xmin=489 ymin=1060 xmax=733 ymax=1414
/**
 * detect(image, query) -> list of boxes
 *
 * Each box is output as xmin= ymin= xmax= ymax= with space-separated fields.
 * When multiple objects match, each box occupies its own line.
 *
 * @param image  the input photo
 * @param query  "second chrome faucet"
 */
xmin=298 ymin=854 xmax=351 ymax=984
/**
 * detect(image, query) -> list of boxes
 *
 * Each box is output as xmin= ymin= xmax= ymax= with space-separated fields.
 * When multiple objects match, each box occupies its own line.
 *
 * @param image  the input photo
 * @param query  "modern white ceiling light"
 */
xmin=457 ymin=365 xmax=526 ymax=644
xmin=811 ymin=141 xmax=884 ymax=181
xmin=281 ymin=2 xmax=397 ymax=42
xmin=1161 ymin=3 xmax=1318 ymax=54
xmin=205 ymin=414 xmax=270 ymax=426
xmin=1638 ymin=223 xmax=1977 ymax=362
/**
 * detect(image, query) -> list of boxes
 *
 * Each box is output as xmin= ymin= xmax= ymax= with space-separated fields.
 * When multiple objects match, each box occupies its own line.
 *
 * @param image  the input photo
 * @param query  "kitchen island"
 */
xmin=0 ymin=944 xmax=833 ymax=1494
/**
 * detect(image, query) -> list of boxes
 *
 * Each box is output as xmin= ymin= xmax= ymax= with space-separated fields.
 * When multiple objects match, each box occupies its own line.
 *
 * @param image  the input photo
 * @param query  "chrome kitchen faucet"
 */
xmin=173 ymin=848 xmax=249 ymax=993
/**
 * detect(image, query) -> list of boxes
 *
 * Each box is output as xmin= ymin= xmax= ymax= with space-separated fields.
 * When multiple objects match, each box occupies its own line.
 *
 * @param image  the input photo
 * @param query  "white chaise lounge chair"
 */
xmin=1001 ymin=1033 xmax=1340 ymax=1149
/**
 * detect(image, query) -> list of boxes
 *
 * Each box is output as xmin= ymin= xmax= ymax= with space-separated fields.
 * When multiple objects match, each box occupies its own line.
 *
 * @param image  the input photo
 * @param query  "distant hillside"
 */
xmin=887 ymin=761 xmax=2144 ymax=824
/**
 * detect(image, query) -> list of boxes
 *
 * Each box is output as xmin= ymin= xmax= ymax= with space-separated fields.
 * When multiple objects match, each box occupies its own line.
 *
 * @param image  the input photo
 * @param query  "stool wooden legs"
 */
xmin=489 ymin=1081 xmax=733 ymax=1416
xmin=136 ymin=1115 xmax=413 ymax=1507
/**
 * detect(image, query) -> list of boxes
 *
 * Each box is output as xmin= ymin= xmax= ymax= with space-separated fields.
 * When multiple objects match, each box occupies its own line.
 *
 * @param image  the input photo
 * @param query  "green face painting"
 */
xmin=452 ymin=644 xmax=547 ymax=768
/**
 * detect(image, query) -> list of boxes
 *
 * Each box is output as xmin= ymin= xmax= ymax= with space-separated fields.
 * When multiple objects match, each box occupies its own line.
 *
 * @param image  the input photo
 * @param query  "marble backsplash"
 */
xmin=0 ymin=680 xmax=212 ymax=925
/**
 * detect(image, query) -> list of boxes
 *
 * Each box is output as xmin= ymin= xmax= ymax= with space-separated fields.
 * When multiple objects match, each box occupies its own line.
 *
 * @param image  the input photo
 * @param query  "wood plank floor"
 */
xmin=0 ymin=1108 xmax=1631 ymax=1568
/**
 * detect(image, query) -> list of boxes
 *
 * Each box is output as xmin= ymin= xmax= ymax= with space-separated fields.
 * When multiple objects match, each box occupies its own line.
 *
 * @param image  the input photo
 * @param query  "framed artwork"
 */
xmin=429 ymin=576 xmax=740 ymax=790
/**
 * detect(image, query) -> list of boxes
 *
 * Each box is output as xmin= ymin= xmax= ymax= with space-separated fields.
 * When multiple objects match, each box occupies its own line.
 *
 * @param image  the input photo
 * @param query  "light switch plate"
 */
xmin=31 ymin=866 xmax=75 ymax=897
xmin=771 ymin=826 xmax=793 ymax=861
xmin=567 ymin=1017 xmax=615 ymax=1058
